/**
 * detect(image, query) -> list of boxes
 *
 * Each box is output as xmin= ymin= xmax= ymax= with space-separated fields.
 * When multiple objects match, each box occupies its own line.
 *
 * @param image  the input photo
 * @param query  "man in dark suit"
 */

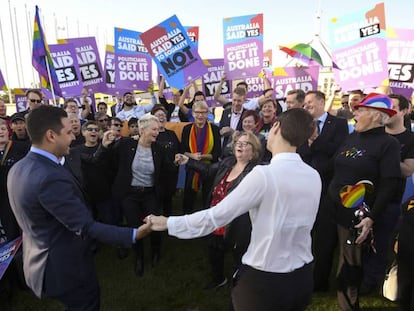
xmin=7 ymin=106 xmax=150 ymax=310
xmin=297 ymin=90 xmax=349 ymax=291
xmin=219 ymin=87 xmax=246 ymax=150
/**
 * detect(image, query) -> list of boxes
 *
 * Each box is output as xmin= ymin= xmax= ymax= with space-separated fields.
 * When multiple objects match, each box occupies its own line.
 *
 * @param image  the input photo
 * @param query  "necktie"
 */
xmin=316 ymin=120 xmax=322 ymax=135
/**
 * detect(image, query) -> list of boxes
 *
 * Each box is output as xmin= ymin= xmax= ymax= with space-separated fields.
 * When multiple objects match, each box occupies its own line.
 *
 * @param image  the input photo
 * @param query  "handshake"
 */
xmin=135 ymin=215 xmax=168 ymax=240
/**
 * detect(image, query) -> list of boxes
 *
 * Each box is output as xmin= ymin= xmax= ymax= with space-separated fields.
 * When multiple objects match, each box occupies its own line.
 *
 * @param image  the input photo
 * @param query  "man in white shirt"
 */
xmin=148 ymin=108 xmax=322 ymax=311
xmin=116 ymin=92 xmax=155 ymax=121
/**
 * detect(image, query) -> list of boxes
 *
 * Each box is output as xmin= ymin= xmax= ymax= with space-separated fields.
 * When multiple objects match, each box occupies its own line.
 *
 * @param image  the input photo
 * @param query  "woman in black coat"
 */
xmin=175 ymin=131 xmax=262 ymax=289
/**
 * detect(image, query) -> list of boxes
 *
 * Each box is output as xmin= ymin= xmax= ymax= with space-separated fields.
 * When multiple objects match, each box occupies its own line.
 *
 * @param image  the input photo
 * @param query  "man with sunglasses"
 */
xmin=23 ymin=89 xmax=43 ymax=116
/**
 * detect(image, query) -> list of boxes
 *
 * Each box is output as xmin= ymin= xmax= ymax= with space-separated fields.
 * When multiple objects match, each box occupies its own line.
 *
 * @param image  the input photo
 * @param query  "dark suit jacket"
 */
xmin=219 ymin=108 xmax=245 ymax=148
xmin=7 ymin=152 xmax=133 ymax=298
xmin=98 ymin=138 xmax=176 ymax=200
xmin=297 ymin=113 xmax=348 ymax=190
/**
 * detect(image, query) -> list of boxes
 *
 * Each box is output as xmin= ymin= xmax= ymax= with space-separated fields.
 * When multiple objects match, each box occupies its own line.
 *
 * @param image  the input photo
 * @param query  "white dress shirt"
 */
xmin=168 ymin=153 xmax=321 ymax=273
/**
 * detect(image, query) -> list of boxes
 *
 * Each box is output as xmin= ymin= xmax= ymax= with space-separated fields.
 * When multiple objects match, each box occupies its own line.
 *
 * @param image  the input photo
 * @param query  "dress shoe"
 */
xmin=134 ymin=257 xmax=144 ymax=277
xmin=116 ymin=247 xmax=128 ymax=260
xmin=203 ymin=277 xmax=228 ymax=290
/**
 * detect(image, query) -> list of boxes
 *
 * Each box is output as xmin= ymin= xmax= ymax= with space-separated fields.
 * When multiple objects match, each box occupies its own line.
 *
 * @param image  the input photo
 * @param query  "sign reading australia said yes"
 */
xmin=140 ymin=15 xmax=206 ymax=89
xmin=329 ymin=3 xmax=388 ymax=90
xmin=49 ymin=43 xmax=83 ymax=96
xmin=223 ymin=14 xmax=263 ymax=80
xmin=59 ymin=37 xmax=106 ymax=93
xmin=114 ymin=28 xmax=152 ymax=91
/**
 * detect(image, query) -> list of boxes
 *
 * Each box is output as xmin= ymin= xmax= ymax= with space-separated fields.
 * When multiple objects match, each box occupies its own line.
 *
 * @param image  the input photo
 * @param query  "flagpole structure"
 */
xmin=8 ymin=0 xmax=21 ymax=87
xmin=44 ymin=56 xmax=57 ymax=106
xmin=25 ymin=4 xmax=37 ymax=87
xmin=14 ymin=6 xmax=26 ymax=87
xmin=0 ymin=18 xmax=13 ymax=105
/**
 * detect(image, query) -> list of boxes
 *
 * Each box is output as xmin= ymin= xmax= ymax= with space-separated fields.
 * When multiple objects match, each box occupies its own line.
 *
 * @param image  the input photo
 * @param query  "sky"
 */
xmin=0 ymin=0 xmax=412 ymax=89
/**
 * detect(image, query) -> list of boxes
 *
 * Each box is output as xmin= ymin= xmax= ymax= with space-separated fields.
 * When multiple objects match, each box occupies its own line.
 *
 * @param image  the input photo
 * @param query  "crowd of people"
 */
xmin=0 ymin=79 xmax=414 ymax=311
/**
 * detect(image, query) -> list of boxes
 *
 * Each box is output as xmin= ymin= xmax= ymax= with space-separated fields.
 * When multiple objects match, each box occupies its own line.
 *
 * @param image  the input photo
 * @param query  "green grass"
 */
xmin=9 ymin=193 xmax=400 ymax=310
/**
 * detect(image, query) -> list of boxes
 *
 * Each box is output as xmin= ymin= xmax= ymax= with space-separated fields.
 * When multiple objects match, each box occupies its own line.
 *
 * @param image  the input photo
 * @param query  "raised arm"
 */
xmin=214 ymin=73 xmax=231 ymax=106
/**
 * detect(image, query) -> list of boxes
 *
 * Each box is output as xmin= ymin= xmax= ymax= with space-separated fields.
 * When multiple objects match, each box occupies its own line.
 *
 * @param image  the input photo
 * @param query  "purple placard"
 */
xmin=202 ymin=59 xmax=231 ymax=106
xmin=273 ymin=66 xmax=319 ymax=100
xmin=104 ymin=45 xmax=116 ymax=91
xmin=49 ymin=43 xmax=83 ymax=97
xmin=223 ymin=14 xmax=263 ymax=80
xmin=329 ymin=3 xmax=388 ymax=91
xmin=115 ymin=53 xmax=152 ymax=91
xmin=387 ymin=28 xmax=414 ymax=98
xmin=13 ymin=88 xmax=28 ymax=112
xmin=0 ymin=236 xmax=22 ymax=280
xmin=0 ymin=69 xmax=7 ymax=91
xmin=59 ymin=37 xmax=106 ymax=94
xmin=140 ymin=15 xmax=206 ymax=89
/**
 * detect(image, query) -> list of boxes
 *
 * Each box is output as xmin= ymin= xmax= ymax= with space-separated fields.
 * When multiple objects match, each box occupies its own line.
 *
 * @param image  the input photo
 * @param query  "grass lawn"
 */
xmin=10 ymin=194 xmax=400 ymax=310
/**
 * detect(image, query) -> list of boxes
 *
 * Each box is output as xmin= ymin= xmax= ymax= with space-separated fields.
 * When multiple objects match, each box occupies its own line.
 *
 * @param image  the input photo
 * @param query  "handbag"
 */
xmin=383 ymin=262 xmax=398 ymax=301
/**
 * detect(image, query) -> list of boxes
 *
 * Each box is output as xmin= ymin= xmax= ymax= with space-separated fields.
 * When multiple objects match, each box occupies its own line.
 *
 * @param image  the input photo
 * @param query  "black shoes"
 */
xmin=203 ymin=277 xmax=228 ymax=290
xmin=134 ymin=257 xmax=144 ymax=277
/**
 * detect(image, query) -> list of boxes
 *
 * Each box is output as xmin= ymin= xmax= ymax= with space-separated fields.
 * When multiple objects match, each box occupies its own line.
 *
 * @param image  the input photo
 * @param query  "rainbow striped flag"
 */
xmin=32 ymin=5 xmax=61 ymax=96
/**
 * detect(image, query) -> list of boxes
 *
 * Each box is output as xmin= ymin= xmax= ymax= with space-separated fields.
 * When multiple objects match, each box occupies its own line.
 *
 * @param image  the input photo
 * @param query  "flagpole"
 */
xmin=14 ymin=6 xmax=26 ymax=87
xmin=0 ymin=18 xmax=13 ymax=105
xmin=25 ymin=4 xmax=37 ymax=87
xmin=8 ymin=0 xmax=21 ymax=87
xmin=44 ymin=56 xmax=57 ymax=106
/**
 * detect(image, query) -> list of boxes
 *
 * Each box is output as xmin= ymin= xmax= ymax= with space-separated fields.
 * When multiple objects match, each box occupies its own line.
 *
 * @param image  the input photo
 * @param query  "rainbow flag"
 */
xmin=32 ymin=6 xmax=61 ymax=96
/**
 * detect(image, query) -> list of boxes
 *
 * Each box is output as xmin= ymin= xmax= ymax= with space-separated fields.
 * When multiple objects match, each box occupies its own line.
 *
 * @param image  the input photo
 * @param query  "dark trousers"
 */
xmin=122 ymin=188 xmax=161 ymax=258
xmin=207 ymin=234 xmax=226 ymax=283
xmin=313 ymin=194 xmax=338 ymax=290
xmin=44 ymin=265 xmax=100 ymax=311
xmin=232 ymin=263 xmax=313 ymax=311
xmin=182 ymin=174 xmax=210 ymax=214
xmin=362 ymin=203 xmax=400 ymax=287
xmin=336 ymin=226 xmax=363 ymax=311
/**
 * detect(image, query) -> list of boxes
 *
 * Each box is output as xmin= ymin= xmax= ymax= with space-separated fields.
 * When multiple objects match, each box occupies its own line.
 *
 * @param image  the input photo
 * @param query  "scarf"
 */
xmin=0 ymin=141 xmax=13 ymax=166
xmin=188 ymin=122 xmax=214 ymax=191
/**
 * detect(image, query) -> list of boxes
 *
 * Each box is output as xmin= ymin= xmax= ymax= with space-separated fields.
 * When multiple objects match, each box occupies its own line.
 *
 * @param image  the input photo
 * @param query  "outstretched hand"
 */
xmin=135 ymin=222 xmax=152 ymax=240
xmin=145 ymin=215 xmax=168 ymax=231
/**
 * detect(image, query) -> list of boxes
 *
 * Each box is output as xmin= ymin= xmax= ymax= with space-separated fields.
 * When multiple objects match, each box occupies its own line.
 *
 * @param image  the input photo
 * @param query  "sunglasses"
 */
xmin=29 ymin=99 xmax=42 ymax=104
xmin=85 ymin=128 xmax=99 ymax=132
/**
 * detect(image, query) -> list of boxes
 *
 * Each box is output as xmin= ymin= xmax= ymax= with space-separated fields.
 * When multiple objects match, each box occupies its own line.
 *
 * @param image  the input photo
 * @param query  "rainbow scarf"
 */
xmin=188 ymin=122 xmax=214 ymax=191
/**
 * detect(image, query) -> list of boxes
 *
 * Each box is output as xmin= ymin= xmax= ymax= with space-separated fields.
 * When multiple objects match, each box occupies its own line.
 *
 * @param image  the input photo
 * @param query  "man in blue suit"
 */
xmin=7 ymin=105 xmax=151 ymax=310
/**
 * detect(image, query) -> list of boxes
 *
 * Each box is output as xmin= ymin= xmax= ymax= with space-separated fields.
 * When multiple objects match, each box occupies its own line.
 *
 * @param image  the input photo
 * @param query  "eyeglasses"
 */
xmin=29 ymin=99 xmax=42 ymax=104
xmin=193 ymin=111 xmax=208 ymax=115
xmin=235 ymin=141 xmax=252 ymax=148
xmin=85 ymin=128 xmax=99 ymax=132
xmin=112 ymin=123 xmax=122 ymax=127
xmin=98 ymin=119 xmax=109 ymax=122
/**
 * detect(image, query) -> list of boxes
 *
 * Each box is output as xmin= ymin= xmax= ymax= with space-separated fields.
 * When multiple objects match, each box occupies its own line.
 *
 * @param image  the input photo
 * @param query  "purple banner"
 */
xmin=104 ymin=45 xmax=116 ymax=91
xmin=58 ymin=37 xmax=106 ymax=94
xmin=0 ymin=69 xmax=7 ymax=91
xmin=0 ymin=236 xmax=22 ymax=280
xmin=49 ymin=43 xmax=83 ymax=97
xmin=13 ymin=88 xmax=28 ymax=112
xmin=140 ymin=15 xmax=206 ymax=89
xmin=223 ymin=14 xmax=263 ymax=80
xmin=387 ymin=28 xmax=414 ymax=98
xmin=114 ymin=28 xmax=152 ymax=91
xmin=202 ymin=59 xmax=231 ymax=106
xmin=273 ymin=66 xmax=319 ymax=100
xmin=329 ymin=3 xmax=388 ymax=91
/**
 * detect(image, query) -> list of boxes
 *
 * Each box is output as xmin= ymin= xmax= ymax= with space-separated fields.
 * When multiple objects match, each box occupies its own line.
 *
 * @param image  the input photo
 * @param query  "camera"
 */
xmin=346 ymin=203 xmax=369 ymax=245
